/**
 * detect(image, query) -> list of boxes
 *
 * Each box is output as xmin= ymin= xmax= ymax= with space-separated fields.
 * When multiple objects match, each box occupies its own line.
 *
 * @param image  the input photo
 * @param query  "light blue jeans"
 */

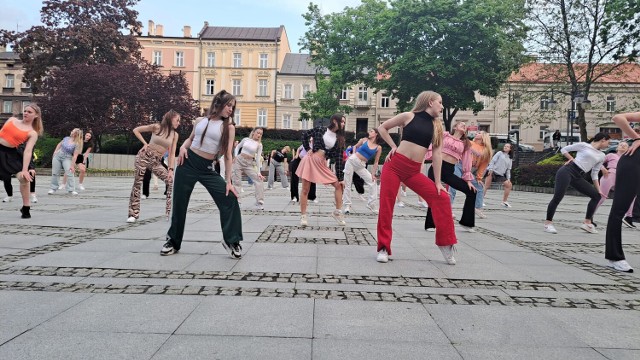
xmin=449 ymin=162 xmax=483 ymax=209
xmin=50 ymin=152 xmax=75 ymax=192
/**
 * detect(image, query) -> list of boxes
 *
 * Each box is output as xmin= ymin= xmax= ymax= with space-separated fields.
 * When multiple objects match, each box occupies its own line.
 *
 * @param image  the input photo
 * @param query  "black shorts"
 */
xmin=492 ymin=172 xmax=508 ymax=183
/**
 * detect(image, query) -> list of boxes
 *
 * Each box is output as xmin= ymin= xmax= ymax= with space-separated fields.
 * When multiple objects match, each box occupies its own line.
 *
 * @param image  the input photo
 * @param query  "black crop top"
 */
xmin=401 ymin=111 xmax=434 ymax=148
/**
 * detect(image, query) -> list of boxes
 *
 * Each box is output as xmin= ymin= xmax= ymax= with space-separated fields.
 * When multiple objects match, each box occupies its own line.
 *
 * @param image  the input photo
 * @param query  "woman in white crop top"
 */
xmin=126 ymin=110 xmax=180 ymax=223
xmin=161 ymin=90 xmax=244 ymax=259
xmin=231 ymin=127 xmax=265 ymax=208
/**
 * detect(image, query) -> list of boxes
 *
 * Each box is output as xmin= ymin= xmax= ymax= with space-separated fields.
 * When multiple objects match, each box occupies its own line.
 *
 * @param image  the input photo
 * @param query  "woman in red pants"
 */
xmin=376 ymin=91 xmax=457 ymax=264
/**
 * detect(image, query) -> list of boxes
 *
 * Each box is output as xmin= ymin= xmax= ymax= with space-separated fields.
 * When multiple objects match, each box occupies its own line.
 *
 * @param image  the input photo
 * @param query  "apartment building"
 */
xmin=0 ymin=52 xmax=32 ymax=125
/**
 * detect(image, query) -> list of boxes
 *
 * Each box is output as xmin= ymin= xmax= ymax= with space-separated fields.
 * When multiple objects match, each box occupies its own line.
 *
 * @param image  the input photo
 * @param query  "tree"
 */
xmin=525 ymin=0 xmax=640 ymax=141
xmin=38 ymin=63 xmax=199 ymax=150
xmin=0 ymin=0 xmax=142 ymax=92
xmin=300 ymin=76 xmax=352 ymax=122
xmin=301 ymin=0 xmax=529 ymax=130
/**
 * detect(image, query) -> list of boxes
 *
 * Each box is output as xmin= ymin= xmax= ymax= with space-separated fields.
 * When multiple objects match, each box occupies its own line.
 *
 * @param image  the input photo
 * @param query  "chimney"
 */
xmin=156 ymin=24 xmax=164 ymax=37
xmin=183 ymin=26 xmax=192 ymax=38
xmin=148 ymin=20 xmax=155 ymax=36
xmin=204 ymin=21 xmax=209 ymax=27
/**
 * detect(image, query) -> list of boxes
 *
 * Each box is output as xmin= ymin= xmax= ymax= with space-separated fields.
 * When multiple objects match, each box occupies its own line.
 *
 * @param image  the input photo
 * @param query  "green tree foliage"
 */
xmin=0 ymin=0 xmax=142 ymax=92
xmin=525 ymin=0 xmax=640 ymax=141
xmin=300 ymin=0 xmax=529 ymax=130
xmin=300 ymin=76 xmax=352 ymax=122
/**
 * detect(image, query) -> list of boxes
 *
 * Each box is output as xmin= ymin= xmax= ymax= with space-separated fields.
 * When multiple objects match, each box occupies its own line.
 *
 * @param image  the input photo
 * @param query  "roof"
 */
xmin=509 ymin=62 xmax=640 ymax=84
xmin=0 ymin=52 xmax=20 ymax=60
xmin=200 ymin=26 xmax=284 ymax=42
xmin=280 ymin=53 xmax=328 ymax=75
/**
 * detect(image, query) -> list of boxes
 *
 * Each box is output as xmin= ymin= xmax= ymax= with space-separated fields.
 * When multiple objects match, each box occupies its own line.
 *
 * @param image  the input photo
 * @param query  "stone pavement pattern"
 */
xmin=0 ymin=177 xmax=639 ymax=359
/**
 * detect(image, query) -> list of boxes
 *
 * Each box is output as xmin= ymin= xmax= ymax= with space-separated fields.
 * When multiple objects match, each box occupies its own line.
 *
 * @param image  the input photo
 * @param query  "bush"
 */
xmin=513 ymin=164 xmax=561 ymax=187
xmin=538 ymin=153 xmax=569 ymax=165
xmin=100 ymin=134 xmax=143 ymax=155
xmin=33 ymin=135 xmax=62 ymax=167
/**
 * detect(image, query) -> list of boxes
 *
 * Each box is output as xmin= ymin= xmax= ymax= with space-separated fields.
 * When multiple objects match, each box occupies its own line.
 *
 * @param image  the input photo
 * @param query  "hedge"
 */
xmin=512 ymin=164 xmax=562 ymax=187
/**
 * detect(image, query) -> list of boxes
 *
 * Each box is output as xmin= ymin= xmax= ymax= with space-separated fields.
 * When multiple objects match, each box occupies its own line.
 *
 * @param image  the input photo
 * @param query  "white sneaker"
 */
xmin=255 ymin=201 xmax=264 ymax=210
xmin=366 ymin=202 xmax=378 ymax=214
xmin=502 ymin=201 xmax=512 ymax=208
xmin=69 ymin=191 xmax=78 ymax=196
xmin=300 ymin=214 xmax=308 ymax=226
xmin=461 ymin=225 xmax=476 ymax=233
xmin=418 ymin=201 xmax=428 ymax=209
xmin=608 ymin=260 xmax=634 ymax=273
xmin=47 ymin=189 xmax=55 ymax=195
xmin=475 ymin=209 xmax=487 ymax=219
xmin=240 ymin=188 xmax=245 ymax=193
xmin=126 ymin=216 xmax=136 ymax=223
xmin=332 ymin=210 xmax=346 ymax=226
xmin=141 ymin=195 xmax=147 ymax=200
xmin=58 ymin=184 xmax=65 ymax=190
xmin=2 ymin=196 xmax=12 ymax=202
xmin=426 ymin=228 xmax=435 ymax=232
xmin=580 ymin=223 xmax=598 ymax=234
xmin=78 ymin=184 xmax=85 ymax=191
xmin=30 ymin=194 xmax=37 ymax=203
xmin=343 ymin=205 xmax=351 ymax=214
xmin=482 ymin=202 xmax=487 ymax=207
xmin=400 ymin=189 xmax=407 ymax=197
xmin=312 ymin=199 xmax=319 ymax=204
xmin=438 ymin=245 xmax=456 ymax=265
xmin=544 ymin=224 xmax=557 ymax=234
xmin=397 ymin=201 xmax=405 ymax=208
xmin=376 ymin=249 xmax=389 ymax=263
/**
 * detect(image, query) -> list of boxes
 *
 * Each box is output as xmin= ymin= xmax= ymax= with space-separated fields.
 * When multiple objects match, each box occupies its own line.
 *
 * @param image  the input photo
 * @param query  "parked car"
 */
xmin=604 ymin=139 xmax=633 ymax=154
xmin=490 ymin=134 xmax=535 ymax=152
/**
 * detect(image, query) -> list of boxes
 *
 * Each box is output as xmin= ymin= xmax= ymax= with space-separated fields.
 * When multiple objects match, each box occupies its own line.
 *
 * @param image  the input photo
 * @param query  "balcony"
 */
xmin=354 ymin=100 xmax=371 ymax=108
xmin=2 ymin=87 xmax=15 ymax=94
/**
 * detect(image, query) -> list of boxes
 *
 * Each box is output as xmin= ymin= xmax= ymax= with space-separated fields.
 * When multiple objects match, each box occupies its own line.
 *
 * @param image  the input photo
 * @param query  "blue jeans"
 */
xmin=449 ymin=162 xmax=483 ymax=209
xmin=50 ymin=153 xmax=75 ymax=192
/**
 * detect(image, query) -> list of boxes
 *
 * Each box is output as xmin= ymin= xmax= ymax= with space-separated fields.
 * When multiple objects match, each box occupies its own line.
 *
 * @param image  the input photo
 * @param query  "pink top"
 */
xmin=603 ymin=153 xmax=620 ymax=173
xmin=426 ymin=133 xmax=473 ymax=181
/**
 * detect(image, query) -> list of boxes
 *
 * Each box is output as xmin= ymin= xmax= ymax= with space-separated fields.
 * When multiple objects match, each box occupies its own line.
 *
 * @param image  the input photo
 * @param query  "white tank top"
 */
xmin=191 ymin=117 xmax=223 ymax=154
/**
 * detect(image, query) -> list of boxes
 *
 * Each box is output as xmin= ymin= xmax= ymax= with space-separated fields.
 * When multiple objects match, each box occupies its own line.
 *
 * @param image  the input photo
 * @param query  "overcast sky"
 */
xmin=0 ymin=0 xmax=363 ymax=52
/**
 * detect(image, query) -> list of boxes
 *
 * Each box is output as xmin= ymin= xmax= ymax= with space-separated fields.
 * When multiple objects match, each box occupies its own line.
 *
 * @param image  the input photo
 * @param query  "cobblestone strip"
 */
xmin=0 ymin=280 xmax=637 ymax=310
xmin=1 ymin=266 xmax=636 ymax=294
xmin=256 ymin=225 xmax=376 ymax=245
xmin=534 ymin=242 xmax=640 ymax=254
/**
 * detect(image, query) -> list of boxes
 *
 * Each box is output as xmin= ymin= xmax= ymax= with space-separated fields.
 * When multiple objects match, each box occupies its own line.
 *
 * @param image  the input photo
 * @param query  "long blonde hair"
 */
xmin=476 ymin=131 xmax=493 ymax=164
xmin=411 ymin=91 xmax=444 ymax=148
xmin=25 ymin=104 xmax=44 ymax=135
xmin=70 ymin=128 xmax=84 ymax=151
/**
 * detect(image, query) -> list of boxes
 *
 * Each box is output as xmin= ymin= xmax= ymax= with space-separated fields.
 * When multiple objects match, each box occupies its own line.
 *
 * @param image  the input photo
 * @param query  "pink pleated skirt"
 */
xmin=296 ymin=152 xmax=338 ymax=185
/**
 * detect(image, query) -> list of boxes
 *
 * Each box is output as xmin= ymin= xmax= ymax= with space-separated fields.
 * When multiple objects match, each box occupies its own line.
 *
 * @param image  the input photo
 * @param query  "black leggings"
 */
xmin=606 ymin=150 xmax=640 ymax=261
xmin=546 ymin=162 xmax=600 ymax=221
xmin=289 ymin=157 xmax=316 ymax=201
xmin=3 ymin=174 xmax=36 ymax=196
xmin=142 ymin=162 xmax=169 ymax=197
xmin=425 ymin=161 xmax=476 ymax=229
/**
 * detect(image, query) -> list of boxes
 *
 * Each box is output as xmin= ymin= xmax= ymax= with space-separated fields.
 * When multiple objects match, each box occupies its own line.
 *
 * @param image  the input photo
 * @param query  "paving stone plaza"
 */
xmin=1 ymin=176 xmax=639 ymax=359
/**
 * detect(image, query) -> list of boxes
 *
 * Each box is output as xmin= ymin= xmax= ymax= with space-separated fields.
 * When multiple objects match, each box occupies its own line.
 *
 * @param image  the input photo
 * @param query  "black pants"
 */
xmin=3 ymin=173 xmax=36 ymax=195
xmin=546 ymin=162 xmax=600 ymax=221
xmin=142 ymin=161 xmax=169 ymax=197
xmin=606 ymin=150 xmax=640 ymax=261
xmin=353 ymin=172 xmax=365 ymax=195
xmin=289 ymin=157 xmax=316 ymax=201
xmin=425 ymin=161 xmax=476 ymax=229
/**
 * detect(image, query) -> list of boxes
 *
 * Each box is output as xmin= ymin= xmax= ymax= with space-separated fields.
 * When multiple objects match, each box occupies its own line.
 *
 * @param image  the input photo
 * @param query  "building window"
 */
xmin=2 ymin=101 xmax=12 ymax=114
xmin=340 ymin=88 xmax=348 ymax=100
xmin=282 ymin=114 xmax=291 ymax=129
xmin=5 ymin=74 xmax=15 ymax=88
xmin=258 ymin=109 xmax=267 ymax=127
xmin=284 ymin=84 xmax=292 ymax=99
xmin=513 ymin=95 xmax=522 ymax=110
xmin=302 ymin=84 xmax=311 ymax=99
xmin=358 ymin=86 xmax=368 ymax=103
xmin=540 ymin=95 xmax=550 ymax=110
xmin=175 ymin=51 xmax=184 ymax=67
xmin=232 ymin=80 xmax=241 ymax=96
xmin=153 ymin=51 xmax=162 ymax=66
xmin=539 ymin=125 xmax=549 ymax=139
xmin=259 ymin=54 xmax=268 ymax=69
xmin=207 ymin=52 xmax=215 ymax=67
xmin=606 ymin=96 xmax=616 ymax=112
xmin=233 ymin=53 xmax=242 ymax=68
xmin=258 ymin=79 xmax=268 ymax=96
xmin=301 ymin=119 xmax=310 ymax=130
xmin=234 ymin=109 xmax=241 ymax=126
xmin=21 ymin=101 xmax=30 ymax=111
xmin=21 ymin=80 xmax=30 ymax=89
xmin=381 ymin=94 xmax=389 ymax=108
xmin=205 ymin=79 xmax=215 ymax=95
xmin=479 ymin=125 xmax=490 ymax=132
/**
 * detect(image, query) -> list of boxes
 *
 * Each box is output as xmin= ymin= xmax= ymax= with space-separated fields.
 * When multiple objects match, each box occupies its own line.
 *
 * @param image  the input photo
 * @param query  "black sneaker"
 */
xmin=222 ymin=241 xmax=242 ymax=259
xmin=160 ymin=241 xmax=177 ymax=256
xmin=622 ymin=217 xmax=636 ymax=229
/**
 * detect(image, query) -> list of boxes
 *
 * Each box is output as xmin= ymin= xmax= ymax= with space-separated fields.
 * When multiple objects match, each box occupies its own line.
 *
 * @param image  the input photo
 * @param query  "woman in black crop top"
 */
xmin=375 ymin=91 xmax=458 ymax=265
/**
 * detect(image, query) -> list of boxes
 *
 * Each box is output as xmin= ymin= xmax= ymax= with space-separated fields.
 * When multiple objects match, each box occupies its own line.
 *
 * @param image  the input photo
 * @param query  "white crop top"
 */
xmin=191 ymin=118 xmax=223 ymax=154
xmin=322 ymin=129 xmax=337 ymax=150
xmin=235 ymin=138 xmax=261 ymax=157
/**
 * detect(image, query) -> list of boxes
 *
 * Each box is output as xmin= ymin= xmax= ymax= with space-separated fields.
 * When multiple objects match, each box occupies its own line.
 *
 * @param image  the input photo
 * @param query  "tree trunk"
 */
xmin=577 ymin=106 xmax=588 ymax=142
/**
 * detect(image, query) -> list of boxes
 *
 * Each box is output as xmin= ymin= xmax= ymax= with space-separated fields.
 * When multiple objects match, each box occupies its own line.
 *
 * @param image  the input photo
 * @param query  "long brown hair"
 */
xmin=201 ymin=90 xmax=236 ymax=157
xmin=328 ymin=113 xmax=346 ymax=150
xmin=451 ymin=120 xmax=472 ymax=152
xmin=410 ymin=91 xmax=444 ymax=148
xmin=157 ymin=110 xmax=178 ymax=138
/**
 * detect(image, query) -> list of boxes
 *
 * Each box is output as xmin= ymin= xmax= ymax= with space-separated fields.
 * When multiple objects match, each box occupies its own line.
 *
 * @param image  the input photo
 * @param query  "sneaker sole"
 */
xmin=221 ymin=241 xmax=242 ymax=259
xmin=580 ymin=227 xmax=598 ymax=234
xmin=160 ymin=249 xmax=176 ymax=256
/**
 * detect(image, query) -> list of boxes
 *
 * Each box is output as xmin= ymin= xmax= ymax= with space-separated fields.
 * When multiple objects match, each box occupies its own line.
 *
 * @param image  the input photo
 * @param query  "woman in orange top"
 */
xmin=0 ymin=104 xmax=44 ymax=218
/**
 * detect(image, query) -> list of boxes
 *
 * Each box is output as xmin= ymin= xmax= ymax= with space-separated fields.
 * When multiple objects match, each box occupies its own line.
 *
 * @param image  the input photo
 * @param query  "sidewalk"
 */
xmin=1 ymin=177 xmax=639 ymax=359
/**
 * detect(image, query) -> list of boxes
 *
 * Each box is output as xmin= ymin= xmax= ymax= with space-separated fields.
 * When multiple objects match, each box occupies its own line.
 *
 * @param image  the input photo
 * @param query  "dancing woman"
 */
xmin=605 ymin=112 xmax=640 ymax=272
xmin=424 ymin=120 xmax=477 ymax=232
xmin=343 ymin=128 xmax=382 ymax=214
xmin=0 ymin=104 xmax=43 ymax=218
xmin=161 ymin=90 xmax=243 ymax=259
xmin=594 ymin=141 xmax=636 ymax=228
xmin=267 ymin=145 xmax=290 ymax=189
xmin=297 ymin=114 xmax=347 ymax=226
xmin=61 ymin=131 xmax=94 ymax=191
xmin=450 ymin=131 xmax=493 ymax=218
xmin=376 ymin=91 xmax=457 ymax=264
xmin=127 ymin=110 xmax=180 ymax=223
xmin=485 ymin=143 xmax=514 ymax=207
xmin=49 ymin=128 xmax=83 ymax=195
xmin=232 ymin=127 xmax=265 ymax=209
xmin=544 ymin=133 xmax=610 ymax=234
xmin=289 ymin=143 xmax=317 ymax=203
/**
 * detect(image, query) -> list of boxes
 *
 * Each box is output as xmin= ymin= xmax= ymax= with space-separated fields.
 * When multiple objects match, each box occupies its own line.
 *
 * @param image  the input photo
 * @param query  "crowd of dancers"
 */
xmin=1 ymin=90 xmax=638 ymax=273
